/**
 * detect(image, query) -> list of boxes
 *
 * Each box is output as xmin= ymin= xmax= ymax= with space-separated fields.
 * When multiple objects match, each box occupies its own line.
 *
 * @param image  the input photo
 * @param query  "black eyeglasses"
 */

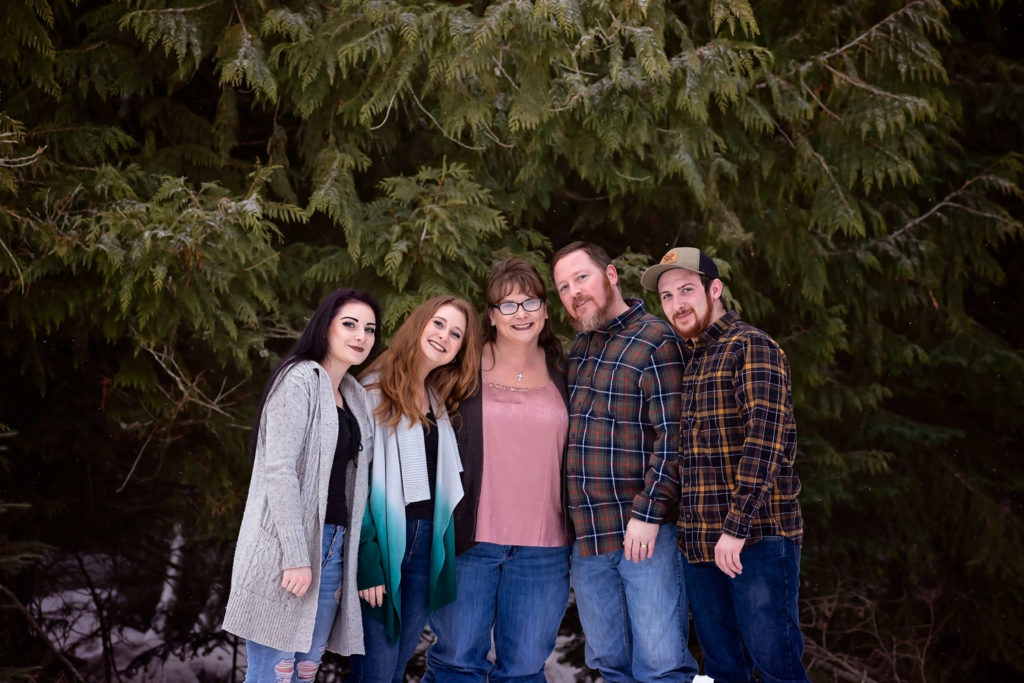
xmin=492 ymin=298 xmax=544 ymax=315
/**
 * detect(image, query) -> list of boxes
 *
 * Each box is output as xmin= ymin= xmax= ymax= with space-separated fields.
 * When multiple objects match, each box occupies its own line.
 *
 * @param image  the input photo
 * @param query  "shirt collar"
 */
xmin=598 ymin=298 xmax=647 ymax=334
xmin=687 ymin=310 xmax=741 ymax=351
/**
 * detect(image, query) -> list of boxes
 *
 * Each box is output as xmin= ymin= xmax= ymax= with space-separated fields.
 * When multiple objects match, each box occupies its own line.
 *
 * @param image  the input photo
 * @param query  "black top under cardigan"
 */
xmin=451 ymin=352 xmax=573 ymax=555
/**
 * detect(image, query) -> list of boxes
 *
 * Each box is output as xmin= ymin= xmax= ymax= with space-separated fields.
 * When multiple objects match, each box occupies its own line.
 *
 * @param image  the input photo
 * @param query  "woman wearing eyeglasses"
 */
xmin=422 ymin=258 xmax=571 ymax=683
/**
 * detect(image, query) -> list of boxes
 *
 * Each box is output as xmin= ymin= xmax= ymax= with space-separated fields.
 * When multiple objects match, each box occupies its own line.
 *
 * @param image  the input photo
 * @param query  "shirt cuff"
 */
xmin=631 ymin=493 xmax=667 ymax=524
xmin=723 ymin=511 xmax=752 ymax=540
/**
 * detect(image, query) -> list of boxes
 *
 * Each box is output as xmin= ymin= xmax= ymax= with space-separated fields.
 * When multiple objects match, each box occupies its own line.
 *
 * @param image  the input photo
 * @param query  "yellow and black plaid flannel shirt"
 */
xmin=678 ymin=311 xmax=803 ymax=563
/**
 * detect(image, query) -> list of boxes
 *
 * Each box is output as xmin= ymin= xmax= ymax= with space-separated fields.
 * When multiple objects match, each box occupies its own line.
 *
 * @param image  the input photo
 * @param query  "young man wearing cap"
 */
xmin=641 ymin=247 xmax=808 ymax=683
xmin=552 ymin=241 xmax=699 ymax=682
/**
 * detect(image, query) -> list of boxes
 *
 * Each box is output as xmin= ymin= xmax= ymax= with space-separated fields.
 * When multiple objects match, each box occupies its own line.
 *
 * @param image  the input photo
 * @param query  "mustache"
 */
xmin=572 ymin=294 xmax=591 ymax=310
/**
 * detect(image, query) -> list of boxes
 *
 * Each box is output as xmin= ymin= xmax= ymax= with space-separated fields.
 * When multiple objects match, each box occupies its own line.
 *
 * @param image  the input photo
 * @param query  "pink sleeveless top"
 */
xmin=475 ymin=379 xmax=569 ymax=547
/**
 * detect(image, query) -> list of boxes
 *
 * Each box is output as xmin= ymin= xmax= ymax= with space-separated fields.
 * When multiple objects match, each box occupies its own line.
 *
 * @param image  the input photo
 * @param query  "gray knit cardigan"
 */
xmin=222 ymin=361 xmax=371 ymax=654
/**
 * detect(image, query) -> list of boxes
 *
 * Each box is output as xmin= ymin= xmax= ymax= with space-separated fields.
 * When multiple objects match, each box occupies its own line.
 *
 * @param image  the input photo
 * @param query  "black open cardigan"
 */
xmin=451 ymin=354 xmax=573 ymax=554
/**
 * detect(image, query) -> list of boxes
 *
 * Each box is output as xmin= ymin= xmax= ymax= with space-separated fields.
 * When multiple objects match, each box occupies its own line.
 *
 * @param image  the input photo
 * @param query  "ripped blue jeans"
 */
xmin=244 ymin=524 xmax=346 ymax=683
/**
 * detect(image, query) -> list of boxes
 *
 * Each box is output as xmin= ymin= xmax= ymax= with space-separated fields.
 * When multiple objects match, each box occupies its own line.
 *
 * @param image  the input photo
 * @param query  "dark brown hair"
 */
xmin=483 ymin=257 xmax=565 ymax=373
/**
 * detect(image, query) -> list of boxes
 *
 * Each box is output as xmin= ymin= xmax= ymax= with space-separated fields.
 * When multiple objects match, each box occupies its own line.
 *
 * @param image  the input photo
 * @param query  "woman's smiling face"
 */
xmin=488 ymin=285 xmax=546 ymax=345
xmin=418 ymin=303 xmax=467 ymax=371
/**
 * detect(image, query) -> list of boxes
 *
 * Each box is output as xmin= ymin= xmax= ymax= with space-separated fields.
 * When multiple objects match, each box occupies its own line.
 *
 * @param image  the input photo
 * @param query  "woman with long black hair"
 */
xmin=223 ymin=288 xmax=381 ymax=683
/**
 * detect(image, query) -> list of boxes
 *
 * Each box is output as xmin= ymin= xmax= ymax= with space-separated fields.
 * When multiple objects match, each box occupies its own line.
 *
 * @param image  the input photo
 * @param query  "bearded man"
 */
xmin=641 ymin=247 xmax=809 ymax=683
xmin=551 ymin=241 xmax=698 ymax=683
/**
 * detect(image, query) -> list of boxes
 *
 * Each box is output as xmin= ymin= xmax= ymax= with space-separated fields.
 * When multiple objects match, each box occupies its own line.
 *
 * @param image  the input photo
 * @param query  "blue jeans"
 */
xmin=683 ymin=536 xmax=808 ymax=683
xmin=244 ymin=524 xmax=346 ymax=683
xmin=348 ymin=518 xmax=433 ymax=683
xmin=423 ymin=542 xmax=571 ymax=683
xmin=570 ymin=523 xmax=698 ymax=683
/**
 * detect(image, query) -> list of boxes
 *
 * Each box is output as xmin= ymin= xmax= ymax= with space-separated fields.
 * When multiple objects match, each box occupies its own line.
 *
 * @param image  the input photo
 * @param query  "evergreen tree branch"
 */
xmin=820 ymin=62 xmax=930 ymax=106
xmin=124 ymin=1 xmax=219 ymax=17
xmin=818 ymin=1 xmax=929 ymax=63
xmin=941 ymin=202 xmax=1015 ymax=223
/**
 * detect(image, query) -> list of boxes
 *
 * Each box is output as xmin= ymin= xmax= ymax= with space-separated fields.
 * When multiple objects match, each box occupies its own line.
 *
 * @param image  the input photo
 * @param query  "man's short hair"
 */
xmin=551 ymin=241 xmax=613 ymax=274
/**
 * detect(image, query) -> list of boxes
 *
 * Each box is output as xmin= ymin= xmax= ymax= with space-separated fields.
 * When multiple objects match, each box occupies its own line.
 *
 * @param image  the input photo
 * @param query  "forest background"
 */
xmin=1 ymin=1 xmax=1022 ymax=681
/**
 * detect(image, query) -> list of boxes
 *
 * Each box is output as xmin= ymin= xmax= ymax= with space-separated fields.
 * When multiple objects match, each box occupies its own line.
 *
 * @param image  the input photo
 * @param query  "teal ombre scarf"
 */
xmin=357 ymin=383 xmax=463 ymax=643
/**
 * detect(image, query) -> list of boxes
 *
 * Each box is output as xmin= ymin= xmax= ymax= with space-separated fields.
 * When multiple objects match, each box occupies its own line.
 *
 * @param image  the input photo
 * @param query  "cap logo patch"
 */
xmin=661 ymin=251 xmax=678 ymax=264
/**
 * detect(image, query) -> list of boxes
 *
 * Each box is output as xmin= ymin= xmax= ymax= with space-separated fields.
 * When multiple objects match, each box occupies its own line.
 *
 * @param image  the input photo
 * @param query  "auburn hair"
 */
xmin=362 ymin=295 xmax=481 ymax=429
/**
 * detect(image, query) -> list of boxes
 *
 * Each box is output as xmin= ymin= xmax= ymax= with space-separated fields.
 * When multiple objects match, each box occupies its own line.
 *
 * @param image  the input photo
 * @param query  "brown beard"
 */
xmin=673 ymin=289 xmax=715 ymax=339
xmin=570 ymin=276 xmax=619 ymax=332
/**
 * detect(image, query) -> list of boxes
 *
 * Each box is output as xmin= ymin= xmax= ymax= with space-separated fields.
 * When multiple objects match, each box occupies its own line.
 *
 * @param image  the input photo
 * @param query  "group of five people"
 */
xmin=222 ymin=241 xmax=808 ymax=683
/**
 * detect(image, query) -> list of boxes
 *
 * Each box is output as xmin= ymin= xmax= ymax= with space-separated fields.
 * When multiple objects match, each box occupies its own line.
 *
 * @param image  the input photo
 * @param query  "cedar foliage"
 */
xmin=1 ymin=1 xmax=1021 ymax=680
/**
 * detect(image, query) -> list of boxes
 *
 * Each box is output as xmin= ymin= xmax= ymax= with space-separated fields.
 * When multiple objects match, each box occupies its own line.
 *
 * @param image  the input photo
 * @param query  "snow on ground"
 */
xmin=41 ymin=587 xmax=590 ymax=682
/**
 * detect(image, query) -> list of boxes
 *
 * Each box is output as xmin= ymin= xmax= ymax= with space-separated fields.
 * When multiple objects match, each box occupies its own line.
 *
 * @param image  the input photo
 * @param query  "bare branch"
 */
xmin=117 ymin=346 xmax=246 ymax=490
xmin=802 ymin=83 xmax=841 ymax=121
xmin=0 ymin=584 xmax=88 ymax=683
xmin=818 ymin=1 xmax=925 ymax=63
xmin=369 ymin=92 xmax=398 ymax=130
xmin=885 ymin=162 xmax=999 ymax=243
xmin=410 ymin=93 xmax=485 ymax=151
xmin=0 ymin=235 xmax=26 ymax=293
xmin=0 ymin=145 xmax=46 ymax=168
xmin=821 ymin=62 xmax=928 ymax=106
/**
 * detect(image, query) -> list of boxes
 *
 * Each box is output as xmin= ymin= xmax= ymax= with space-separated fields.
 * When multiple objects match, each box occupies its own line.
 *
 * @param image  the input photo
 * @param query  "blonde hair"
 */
xmin=363 ymin=295 xmax=481 ymax=429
